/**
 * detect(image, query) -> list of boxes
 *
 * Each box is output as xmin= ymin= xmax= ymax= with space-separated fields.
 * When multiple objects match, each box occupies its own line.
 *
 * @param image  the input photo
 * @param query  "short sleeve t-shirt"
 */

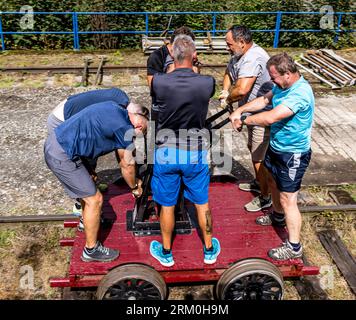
xmin=55 ymin=101 xmax=134 ymax=160
xmin=227 ymin=43 xmax=273 ymax=111
xmin=152 ymin=68 xmax=215 ymax=150
xmin=147 ymin=45 xmax=172 ymax=76
xmin=63 ymin=88 xmax=129 ymax=120
xmin=270 ymin=76 xmax=315 ymax=153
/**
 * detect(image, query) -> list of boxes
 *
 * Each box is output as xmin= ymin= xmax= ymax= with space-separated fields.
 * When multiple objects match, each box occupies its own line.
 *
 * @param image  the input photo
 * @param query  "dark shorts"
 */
xmin=44 ymin=132 xmax=97 ymax=199
xmin=264 ymin=146 xmax=312 ymax=193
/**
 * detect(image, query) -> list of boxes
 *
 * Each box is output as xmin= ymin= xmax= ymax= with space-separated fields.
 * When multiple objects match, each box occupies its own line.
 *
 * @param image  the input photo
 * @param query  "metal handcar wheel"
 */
xmin=215 ymin=258 xmax=284 ymax=300
xmin=97 ymin=264 xmax=167 ymax=300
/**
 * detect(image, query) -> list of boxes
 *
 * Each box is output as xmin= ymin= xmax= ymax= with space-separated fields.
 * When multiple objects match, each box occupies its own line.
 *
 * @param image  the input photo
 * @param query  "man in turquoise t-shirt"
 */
xmin=229 ymin=53 xmax=314 ymax=261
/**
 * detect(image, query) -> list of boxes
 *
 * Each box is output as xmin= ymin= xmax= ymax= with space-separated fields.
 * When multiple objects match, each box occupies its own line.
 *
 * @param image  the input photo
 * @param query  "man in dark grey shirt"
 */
xmin=220 ymin=25 xmax=273 ymax=212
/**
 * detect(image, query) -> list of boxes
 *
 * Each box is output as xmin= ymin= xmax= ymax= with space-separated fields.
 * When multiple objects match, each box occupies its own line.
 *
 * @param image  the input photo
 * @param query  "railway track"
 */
xmin=0 ymin=64 xmax=226 ymax=74
xmin=0 ymin=203 xmax=355 ymax=224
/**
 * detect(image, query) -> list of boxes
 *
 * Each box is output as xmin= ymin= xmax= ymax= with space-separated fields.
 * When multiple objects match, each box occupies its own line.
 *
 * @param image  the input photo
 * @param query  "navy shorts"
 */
xmin=151 ymin=148 xmax=210 ymax=206
xmin=264 ymin=146 xmax=311 ymax=193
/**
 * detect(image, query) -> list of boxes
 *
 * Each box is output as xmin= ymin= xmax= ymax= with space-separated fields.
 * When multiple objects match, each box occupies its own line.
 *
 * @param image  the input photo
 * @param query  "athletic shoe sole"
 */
xmin=80 ymin=253 xmax=119 ymax=263
xmin=150 ymin=248 xmax=175 ymax=267
xmin=239 ymin=186 xmax=261 ymax=193
xmin=204 ymin=248 xmax=221 ymax=264
xmin=244 ymin=200 xmax=272 ymax=212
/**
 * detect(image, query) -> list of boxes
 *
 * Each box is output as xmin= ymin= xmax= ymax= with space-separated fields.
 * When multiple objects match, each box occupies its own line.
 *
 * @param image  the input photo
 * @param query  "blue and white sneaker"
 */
xmin=150 ymin=240 xmax=174 ymax=267
xmin=204 ymin=238 xmax=221 ymax=264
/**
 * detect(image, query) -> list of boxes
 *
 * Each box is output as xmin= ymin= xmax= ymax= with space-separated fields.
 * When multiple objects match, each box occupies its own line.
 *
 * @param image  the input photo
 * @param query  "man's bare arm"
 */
xmin=229 ymin=90 xmax=273 ymax=124
xmin=226 ymin=77 xmax=256 ymax=105
xmin=117 ymin=148 xmax=136 ymax=189
xmin=231 ymin=103 xmax=294 ymax=130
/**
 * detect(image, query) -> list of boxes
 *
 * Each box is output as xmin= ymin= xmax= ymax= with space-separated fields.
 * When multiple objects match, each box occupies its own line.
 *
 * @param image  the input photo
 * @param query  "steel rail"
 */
xmin=0 ymin=204 xmax=355 ymax=224
xmin=0 ymin=64 xmax=227 ymax=74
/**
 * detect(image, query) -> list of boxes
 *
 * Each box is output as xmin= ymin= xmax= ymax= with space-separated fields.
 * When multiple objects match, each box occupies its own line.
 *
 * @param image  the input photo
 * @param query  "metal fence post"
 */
xmin=212 ymin=13 xmax=216 ymax=36
xmin=273 ymin=11 xmax=282 ymax=48
xmin=72 ymin=12 xmax=80 ymax=50
xmin=334 ymin=13 xmax=343 ymax=43
xmin=145 ymin=13 xmax=149 ymax=36
xmin=0 ymin=14 xmax=5 ymax=51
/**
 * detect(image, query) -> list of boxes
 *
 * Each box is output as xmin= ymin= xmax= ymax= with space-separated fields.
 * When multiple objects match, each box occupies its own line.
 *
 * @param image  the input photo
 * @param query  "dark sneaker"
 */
xmin=204 ymin=238 xmax=221 ymax=264
xmin=150 ymin=240 xmax=174 ymax=267
xmin=268 ymin=241 xmax=303 ymax=260
xmin=81 ymin=242 xmax=119 ymax=262
xmin=73 ymin=201 xmax=82 ymax=215
xmin=244 ymin=195 xmax=272 ymax=212
xmin=239 ymin=180 xmax=261 ymax=193
xmin=255 ymin=213 xmax=286 ymax=227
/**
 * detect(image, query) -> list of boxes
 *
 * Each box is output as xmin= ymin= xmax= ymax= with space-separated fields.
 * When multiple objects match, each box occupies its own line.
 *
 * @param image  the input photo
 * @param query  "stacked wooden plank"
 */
xmin=297 ymin=49 xmax=356 ymax=90
xmin=142 ymin=35 xmax=227 ymax=54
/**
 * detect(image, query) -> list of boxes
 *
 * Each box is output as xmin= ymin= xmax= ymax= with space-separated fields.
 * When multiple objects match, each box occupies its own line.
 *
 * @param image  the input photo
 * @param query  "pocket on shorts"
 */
xmin=286 ymin=153 xmax=301 ymax=181
xmin=44 ymin=152 xmax=62 ymax=168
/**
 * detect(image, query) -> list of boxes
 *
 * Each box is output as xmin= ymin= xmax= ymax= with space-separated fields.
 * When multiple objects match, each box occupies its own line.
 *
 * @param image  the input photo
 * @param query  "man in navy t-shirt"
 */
xmin=44 ymin=101 xmax=149 ymax=262
xmin=47 ymin=87 xmax=136 ymax=212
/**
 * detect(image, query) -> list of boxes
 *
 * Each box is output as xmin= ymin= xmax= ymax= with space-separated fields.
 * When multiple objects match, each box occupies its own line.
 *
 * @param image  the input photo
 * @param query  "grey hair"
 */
xmin=228 ymin=25 xmax=252 ymax=43
xmin=127 ymin=102 xmax=149 ymax=119
xmin=172 ymin=34 xmax=196 ymax=64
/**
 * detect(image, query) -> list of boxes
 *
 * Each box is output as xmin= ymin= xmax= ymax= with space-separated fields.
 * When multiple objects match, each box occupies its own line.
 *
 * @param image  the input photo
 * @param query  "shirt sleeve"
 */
xmin=147 ymin=50 xmax=164 ymax=76
xmin=238 ymin=57 xmax=263 ymax=78
xmin=280 ymin=94 xmax=305 ymax=114
xmin=114 ymin=125 xmax=135 ymax=149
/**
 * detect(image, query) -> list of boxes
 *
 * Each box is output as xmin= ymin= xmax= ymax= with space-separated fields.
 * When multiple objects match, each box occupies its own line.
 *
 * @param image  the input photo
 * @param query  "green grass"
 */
xmin=0 ymin=229 xmax=17 ymax=247
xmin=0 ymin=77 xmax=15 ymax=88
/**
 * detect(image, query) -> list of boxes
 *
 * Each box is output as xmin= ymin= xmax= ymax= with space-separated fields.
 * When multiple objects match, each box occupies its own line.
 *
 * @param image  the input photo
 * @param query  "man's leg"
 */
xmin=81 ymin=190 xmax=103 ymax=248
xmin=255 ymin=171 xmax=285 ymax=226
xmin=267 ymin=171 xmax=283 ymax=213
xmin=149 ymin=204 xmax=175 ymax=267
xmin=280 ymin=191 xmax=301 ymax=243
xmin=194 ymin=202 xmax=220 ymax=264
xmin=243 ymin=126 xmax=272 ymax=212
xmin=159 ymin=205 xmax=175 ymax=250
xmin=253 ymin=161 xmax=269 ymax=197
xmin=194 ymin=202 xmax=212 ymax=249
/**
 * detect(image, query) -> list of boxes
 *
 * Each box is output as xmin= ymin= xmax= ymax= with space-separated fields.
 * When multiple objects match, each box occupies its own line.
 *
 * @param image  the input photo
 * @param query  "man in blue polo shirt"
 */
xmin=47 ymin=87 xmax=130 ymax=134
xmin=229 ymin=53 xmax=314 ymax=260
xmin=44 ymin=101 xmax=149 ymax=262
xmin=47 ymin=88 xmax=137 ymax=214
xmin=149 ymin=34 xmax=221 ymax=267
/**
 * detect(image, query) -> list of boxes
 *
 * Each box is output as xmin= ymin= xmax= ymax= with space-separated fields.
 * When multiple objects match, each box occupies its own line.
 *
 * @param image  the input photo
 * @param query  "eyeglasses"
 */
xmin=270 ymin=74 xmax=285 ymax=82
xmin=134 ymin=112 xmax=149 ymax=120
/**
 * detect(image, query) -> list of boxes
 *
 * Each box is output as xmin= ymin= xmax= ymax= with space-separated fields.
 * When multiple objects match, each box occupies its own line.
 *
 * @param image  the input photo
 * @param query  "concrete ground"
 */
xmin=211 ymin=93 xmax=356 ymax=185
xmin=0 ymin=84 xmax=355 ymax=216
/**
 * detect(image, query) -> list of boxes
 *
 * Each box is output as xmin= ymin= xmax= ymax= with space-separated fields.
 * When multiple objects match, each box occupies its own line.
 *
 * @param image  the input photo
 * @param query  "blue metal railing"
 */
xmin=0 ymin=11 xmax=355 ymax=51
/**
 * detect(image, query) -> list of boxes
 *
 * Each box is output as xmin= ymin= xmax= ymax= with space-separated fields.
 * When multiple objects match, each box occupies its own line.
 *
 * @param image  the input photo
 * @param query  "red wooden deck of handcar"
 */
xmin=50 ymin=178 xmax=319 ymax=289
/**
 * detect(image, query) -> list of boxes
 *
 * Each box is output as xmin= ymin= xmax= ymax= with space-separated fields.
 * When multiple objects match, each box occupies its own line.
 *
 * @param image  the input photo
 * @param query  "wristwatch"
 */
xmin=130 ymin=183 xmax=138 ymax=191
xmin=240 ymin=114 xmax=247 ymax=124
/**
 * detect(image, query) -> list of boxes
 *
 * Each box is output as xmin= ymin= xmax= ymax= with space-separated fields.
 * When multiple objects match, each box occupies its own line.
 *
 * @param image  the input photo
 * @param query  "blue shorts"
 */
xmin=151 ymin=148 xmax=210 ymax=206
xmin=264 ymin=146 xmax=311 ymax=193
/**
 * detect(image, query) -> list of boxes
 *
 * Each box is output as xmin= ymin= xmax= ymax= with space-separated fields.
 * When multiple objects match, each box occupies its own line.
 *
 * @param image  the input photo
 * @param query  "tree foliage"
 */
xmin=0 ymin=0 xmax=354 ymax=50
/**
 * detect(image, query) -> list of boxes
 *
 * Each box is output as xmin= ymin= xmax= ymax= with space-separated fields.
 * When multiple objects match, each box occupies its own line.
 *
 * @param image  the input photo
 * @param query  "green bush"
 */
xmin=0 ymin=0 xmax=354 ymax=50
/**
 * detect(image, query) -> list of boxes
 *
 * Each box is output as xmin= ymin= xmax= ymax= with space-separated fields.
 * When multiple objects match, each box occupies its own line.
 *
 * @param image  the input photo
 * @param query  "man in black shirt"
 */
xmin=146 ymin=26 xmax=198 ymax=88
xmin=149 ymin=34 xmax=221 ymax=267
